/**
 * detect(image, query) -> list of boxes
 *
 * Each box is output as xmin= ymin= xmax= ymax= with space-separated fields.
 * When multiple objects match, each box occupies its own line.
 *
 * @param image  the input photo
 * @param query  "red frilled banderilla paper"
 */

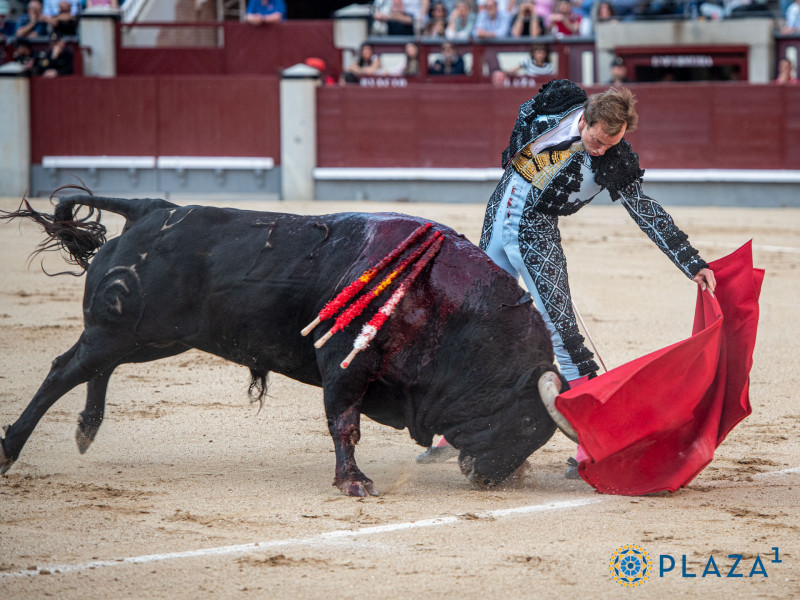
xmin=555 ymin=241 xmax=764 ymax=495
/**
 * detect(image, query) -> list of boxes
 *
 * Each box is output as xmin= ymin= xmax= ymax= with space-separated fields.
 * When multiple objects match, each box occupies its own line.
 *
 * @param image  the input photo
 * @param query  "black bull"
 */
xmin=0 ymin=195 xmax=570 ymax=496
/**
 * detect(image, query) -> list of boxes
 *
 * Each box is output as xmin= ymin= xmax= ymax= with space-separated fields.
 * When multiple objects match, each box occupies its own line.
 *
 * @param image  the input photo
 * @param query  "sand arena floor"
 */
xmin=0 ymin=195 xmax=798 ymax=599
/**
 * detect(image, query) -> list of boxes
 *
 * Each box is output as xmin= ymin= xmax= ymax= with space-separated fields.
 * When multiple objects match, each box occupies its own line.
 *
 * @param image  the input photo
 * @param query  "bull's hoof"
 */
xmin=459 ymin=454 xmax=497 ymax=490
xmin=334 ymin=477 xmax=379 ymax=497
xmin=0 ymin=427 xmax=14 ymax=475
xmin=75 ymin=425 xmax=94 ymax=455
xmin=75 ymin=423 xmax=97 ymax=454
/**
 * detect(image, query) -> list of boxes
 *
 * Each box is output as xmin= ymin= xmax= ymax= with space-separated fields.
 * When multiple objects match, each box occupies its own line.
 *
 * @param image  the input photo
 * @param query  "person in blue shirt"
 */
xmin=15 ymin=0 xmax=50 ymax=39
xmin=429 ymin=42 xmax=466 ymax=75
xmin=245 ymin=0 xmax=287 ymax=24
xmin=0 ymin=1 xmax=17 ymax=42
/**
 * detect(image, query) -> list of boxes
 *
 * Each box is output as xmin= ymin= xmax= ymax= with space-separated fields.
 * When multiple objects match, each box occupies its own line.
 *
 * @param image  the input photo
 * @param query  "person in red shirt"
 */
xmin=774 ymin=58 xmax=798 ymax=85
xmin=549 ymin=0 xmax=581 ymax=36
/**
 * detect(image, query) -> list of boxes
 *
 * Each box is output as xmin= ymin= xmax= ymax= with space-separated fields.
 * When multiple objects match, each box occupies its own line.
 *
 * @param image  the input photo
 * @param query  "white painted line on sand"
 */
xmin=0 ymin=497 xmax=599 ymax=579
xmin=753 ymin=465 xmax=800 ymax=478
xmin=4 ymin=467 xmax=797 ymax=580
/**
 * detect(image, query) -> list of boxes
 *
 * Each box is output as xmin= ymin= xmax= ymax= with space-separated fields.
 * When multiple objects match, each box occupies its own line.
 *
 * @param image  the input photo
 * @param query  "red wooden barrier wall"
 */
xmin=317 ymin=83 xmax=800 ymax=170
xmin=116 ymin=22 xmax=340 ymax=77
xmin=30 ymin=75 xmax=281 ymax=164
xmin=30 ymin=78 xmax=799 ymax=171
xmin=30 ymin=77 xmax=159 ymax=160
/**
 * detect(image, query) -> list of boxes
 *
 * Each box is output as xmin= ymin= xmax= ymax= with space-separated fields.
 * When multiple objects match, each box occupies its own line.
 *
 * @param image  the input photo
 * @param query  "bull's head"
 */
xmin=454 ymin=371 xmax=577 ymax=489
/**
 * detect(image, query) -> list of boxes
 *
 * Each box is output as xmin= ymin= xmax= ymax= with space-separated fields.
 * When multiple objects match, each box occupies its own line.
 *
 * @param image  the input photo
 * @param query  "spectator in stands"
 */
xmin=608 ymin=55 xmax=630 ymax=85
xmin=429 ymin=41 xmax=466 ymax=74
xmin=12 ymin=38 xmax=41 ymax=72
xmin=774 ymin=57 xmax=798 ymax=84
xmin=580 ymin=1 xmax=615 ymax=35
xmin=530 ymin=0 xmax=555 ymax=26
xmin=514 ymin=42 xmax=554 ymax=76
xmin=371 ymin=0 xmax=392 ymax=35
xmin=549 ymin=0 xmax=581 ymax=36
xmin=400 ymin=41 xmax=421 ymax=75
xmin=36 ymin=33 xmax=73 ymax=77
xmin=343 ymin=42 xmax=381 ymax=83
xmin=0 ymin=1 xmax=16 ymax=43
xmin=400 ymin=0 xmax=427 ymax=26
xmin=42 ymin=0 xmax=80 ymax=18
xmin=608 ymin=0 xmax=640 ymax=18
xmin=86 ymin=0 xmax=120 ymax=7
xmin=697 ymin=0 xmax=743 ymax=19
xmin=640 ymin=0 xmax=679 ymax=17
xmin=595 ymin=1 xmax=617 ymax=22
xmin=445 ymin=1 xmax=476 ymax=39
xmin=49 ymin=1 xmax=78 ymax=36
xmin=510 ymin=1 xmax=545 ymax=36
xmin=374 ymin=0 xmax=416 ymax=35
xmin=474 ymin=0 xmax=512 ymax=38
xmin=783 ymin=0 xmax=800 ymax=32
xmin=372 ymin=0 xmax=427 ymax=34
xmin=245 ymin=0 xmax=286 ymax=24
xmin=15 ymin=0 xmax=50 ymax=38
xmin=423 ymin=2 xmax=448 ymax=36
xmin=480 ymin=0 xmax=518 ymax=14
xmin=491 ymin=68 xmax=511 ymax=86
xmin=780 ymin=0 xmax=794 ymax=23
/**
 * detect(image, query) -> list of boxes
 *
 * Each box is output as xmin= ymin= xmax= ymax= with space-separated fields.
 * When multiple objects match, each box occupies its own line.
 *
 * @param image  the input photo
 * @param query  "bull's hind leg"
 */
xmin=0 ymin=331 xmax=136 ymax=474
xmin=75 ymin=371 xmax=112 ymax=454
xmin=76 ymin=343 xmax=188 ymax=454
xmin=323 ymin=385 xmax=378 ymax=497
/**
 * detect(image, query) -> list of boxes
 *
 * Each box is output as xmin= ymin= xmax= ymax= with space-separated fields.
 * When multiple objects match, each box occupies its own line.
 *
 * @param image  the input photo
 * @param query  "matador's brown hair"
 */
xmin=583 ymin=87 xmax=639 ymax=136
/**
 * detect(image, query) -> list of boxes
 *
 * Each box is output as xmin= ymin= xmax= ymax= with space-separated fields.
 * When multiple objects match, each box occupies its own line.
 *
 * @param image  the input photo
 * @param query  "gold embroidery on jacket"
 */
xmin=512 ymin=142 xmax=584 ymax=189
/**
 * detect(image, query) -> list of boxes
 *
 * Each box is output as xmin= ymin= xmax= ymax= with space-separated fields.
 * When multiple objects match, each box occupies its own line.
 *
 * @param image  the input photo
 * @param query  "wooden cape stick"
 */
xmin=571 ymin=298 xmax=608 ymax=373
xmin=341 ymin=234 xmax=444 ymax=369
xmin=315 ymin=230 xmax=442 ymax=349
xmin=300 ymin=222 xmax=432 ymax=337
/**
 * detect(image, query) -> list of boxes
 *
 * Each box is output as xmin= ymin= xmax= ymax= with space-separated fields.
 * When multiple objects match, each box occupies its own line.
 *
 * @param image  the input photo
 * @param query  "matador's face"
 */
xmin=578 ymin=115 xmax=626 ymax=157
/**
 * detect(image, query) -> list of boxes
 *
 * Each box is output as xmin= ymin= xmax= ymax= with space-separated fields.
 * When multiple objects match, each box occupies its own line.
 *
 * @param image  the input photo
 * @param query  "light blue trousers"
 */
xmin=482 ymin=172 xmax=581 ymax=381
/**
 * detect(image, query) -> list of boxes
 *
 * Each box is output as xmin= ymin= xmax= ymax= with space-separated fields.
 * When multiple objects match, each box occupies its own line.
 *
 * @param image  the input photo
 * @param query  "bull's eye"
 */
xmin=523 ymin=416 xmax=533 ymax=428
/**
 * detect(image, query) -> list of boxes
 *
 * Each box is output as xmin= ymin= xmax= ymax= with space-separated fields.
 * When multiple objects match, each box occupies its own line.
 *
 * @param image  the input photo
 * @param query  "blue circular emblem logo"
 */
xmin=610 ymin=544 xmax=652 ymax=587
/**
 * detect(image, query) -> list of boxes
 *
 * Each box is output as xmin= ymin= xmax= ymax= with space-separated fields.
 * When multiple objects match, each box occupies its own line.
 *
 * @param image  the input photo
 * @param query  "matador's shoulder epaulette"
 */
xmin=532 ymin=80 xmax=588 ymax=116
xmin=591 ymin=139 xmax=646 ymax=201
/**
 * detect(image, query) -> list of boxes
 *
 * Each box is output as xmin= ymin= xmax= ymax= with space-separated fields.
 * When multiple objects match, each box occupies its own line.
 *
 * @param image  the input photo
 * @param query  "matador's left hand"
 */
xmin=692 ymin=268 xmax=716 ymax=294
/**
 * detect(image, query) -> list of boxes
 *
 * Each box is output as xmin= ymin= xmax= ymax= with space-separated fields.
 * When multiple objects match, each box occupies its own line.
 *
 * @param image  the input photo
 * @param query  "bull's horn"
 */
xmin=538 ymin=371 xmax=578 ymax=443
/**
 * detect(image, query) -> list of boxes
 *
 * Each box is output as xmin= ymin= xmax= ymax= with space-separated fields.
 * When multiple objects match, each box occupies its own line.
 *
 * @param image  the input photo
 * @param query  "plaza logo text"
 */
xmin=609 ymin=544 xmax=783 ymax=587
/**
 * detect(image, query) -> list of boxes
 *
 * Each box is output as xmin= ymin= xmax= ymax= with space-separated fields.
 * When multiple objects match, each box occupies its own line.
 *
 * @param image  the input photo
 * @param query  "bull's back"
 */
xmin=85 ymin=206 xmax=434 ymax=382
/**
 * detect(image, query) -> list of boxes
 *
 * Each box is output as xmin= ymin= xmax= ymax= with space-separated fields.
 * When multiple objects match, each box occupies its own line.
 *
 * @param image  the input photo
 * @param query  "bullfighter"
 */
xmin=418 ymin=80 xmax=717 ymax=476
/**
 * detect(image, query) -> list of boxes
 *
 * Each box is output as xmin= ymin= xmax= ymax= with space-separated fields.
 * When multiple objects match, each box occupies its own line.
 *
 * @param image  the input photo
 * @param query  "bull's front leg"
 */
xmin=324 ymin=389 xmax=378 ymax=497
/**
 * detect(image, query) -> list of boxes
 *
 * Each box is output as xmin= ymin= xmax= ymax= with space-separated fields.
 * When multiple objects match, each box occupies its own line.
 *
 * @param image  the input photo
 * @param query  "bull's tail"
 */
xmin=0 ymin=184 xmax=176 ymax=276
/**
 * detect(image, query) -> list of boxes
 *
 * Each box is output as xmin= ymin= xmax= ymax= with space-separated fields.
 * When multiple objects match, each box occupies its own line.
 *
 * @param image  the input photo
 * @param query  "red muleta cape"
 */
xmin=555 ymin=241 xmax=764 ymax=495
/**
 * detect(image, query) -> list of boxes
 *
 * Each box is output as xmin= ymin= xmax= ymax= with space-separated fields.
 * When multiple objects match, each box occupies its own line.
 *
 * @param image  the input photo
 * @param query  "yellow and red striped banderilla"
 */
xmin=341 ymin=234 xmax=444 ymax=369
xmin=314 ymin=230 xmax=442 ymax=349
xmin=300 ymin=222 xmax=432 ymax=337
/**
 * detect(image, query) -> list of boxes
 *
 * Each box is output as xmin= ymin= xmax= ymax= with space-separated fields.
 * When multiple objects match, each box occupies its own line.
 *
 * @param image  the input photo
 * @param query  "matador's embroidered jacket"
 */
xmin=479 ymin=80 xmax=708 ymax=377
